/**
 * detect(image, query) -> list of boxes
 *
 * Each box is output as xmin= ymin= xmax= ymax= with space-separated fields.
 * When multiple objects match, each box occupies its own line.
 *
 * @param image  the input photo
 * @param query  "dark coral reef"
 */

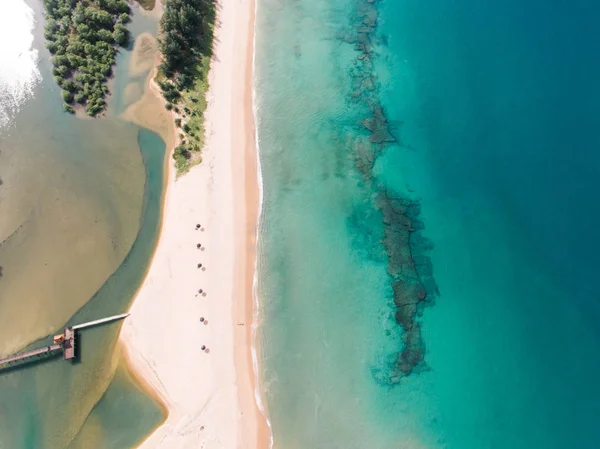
xmin=343 ymin=0 xmax=439 ymax=382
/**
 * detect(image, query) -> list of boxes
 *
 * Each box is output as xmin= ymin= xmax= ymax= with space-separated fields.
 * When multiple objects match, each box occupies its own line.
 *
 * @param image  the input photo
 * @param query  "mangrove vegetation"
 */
xmin=156 ymin=0 xmax=217 ymax=172
xmin=42 ymin=0 xmax=131 ymax=116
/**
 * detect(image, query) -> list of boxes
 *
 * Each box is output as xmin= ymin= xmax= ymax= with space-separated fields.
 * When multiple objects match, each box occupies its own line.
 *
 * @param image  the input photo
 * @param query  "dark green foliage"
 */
xmin=44 ymin=19 xmax=60 ymax=39
xmin=47 ymin=41 xmax=59 ymax=54
xmin=105 ymin=0 xmax=130 ymax=14
xmin=51 ymin=54 xmax=69 ymax=66
xmin=61 ymin=90 xmax=74 ymax=103
xmin=97 ymin=28 xmax=114 ymax=42
xmin=173 ymin=144 xmax=191 ymax=171
xmin=74 ymin=91 xmax=87 ymax=103
xmin=158 ymin=0 xmax=215 ymax=79
xmin=42 ymin=0 xmax=131 ymax=116
xmin=175 ymin=145 xmax=190 ymax=157
xmin=113 ymin=23 xmax=129 ymax=47
xmin=158 ymin=80 xmax=181 ymax=103
xmin=63 ymin=104 xmax=75 ymax=114
xmin=86 ymin=98 xmax=105 ymax=116
xmin=156 ymin=0 xmax=216 ymax=172
xmin=56 ymin=65 xmax=70 ymax=76
xmin=60 ymin=78 xmax=77 ymax=92
xmin=117 ymin=12 xmax=131 ymax=24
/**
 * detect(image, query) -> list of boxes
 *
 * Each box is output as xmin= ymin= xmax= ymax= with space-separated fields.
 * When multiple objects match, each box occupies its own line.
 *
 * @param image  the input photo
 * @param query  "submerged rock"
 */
xmin=345 ymin=0 xmax=438 ymax=383
xmin=353 ymin=137 xmax=376 ymax=176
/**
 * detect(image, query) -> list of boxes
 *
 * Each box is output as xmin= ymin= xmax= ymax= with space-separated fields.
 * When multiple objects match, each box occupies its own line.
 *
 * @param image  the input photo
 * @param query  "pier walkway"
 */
xmin=0 ymin=344 xmax=62 ymax=367
xmin=73 ymin=313 xmax=130 ymax=330
xmin=0 ymin=313 xmax=129 ymax=370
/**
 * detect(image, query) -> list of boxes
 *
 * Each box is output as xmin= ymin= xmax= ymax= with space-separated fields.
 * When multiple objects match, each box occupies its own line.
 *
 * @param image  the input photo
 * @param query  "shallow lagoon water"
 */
xmin=0 ymin=2 xmax=165 ymax=447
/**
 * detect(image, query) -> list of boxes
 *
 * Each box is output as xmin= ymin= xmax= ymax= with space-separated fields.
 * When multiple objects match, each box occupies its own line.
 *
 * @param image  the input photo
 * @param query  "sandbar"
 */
xmin=119 ymin=0 xmax=270 ymax=448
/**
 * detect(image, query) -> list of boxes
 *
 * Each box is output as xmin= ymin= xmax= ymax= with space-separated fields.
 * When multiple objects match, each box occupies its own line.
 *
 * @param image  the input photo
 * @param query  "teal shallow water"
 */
xmin=256 ymin=0 xmax=600 ymax=448
xmin=256 ymin=1 xmax=438 ymax=447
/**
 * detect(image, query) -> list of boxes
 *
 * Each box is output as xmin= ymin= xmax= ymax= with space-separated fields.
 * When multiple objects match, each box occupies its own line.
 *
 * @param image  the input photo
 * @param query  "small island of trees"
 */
xmin=156 ymin=0 xmax=216 ymax=172
xmin=42 ymin=0 xmax=131 ymax=116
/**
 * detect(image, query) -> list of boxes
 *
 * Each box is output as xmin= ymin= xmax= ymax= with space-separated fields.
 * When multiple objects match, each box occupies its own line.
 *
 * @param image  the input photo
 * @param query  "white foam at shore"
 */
xmin=250 ymin=0 xmax=274 ymax=446
xmin=0 ymin=0 xmax=41 ymax=129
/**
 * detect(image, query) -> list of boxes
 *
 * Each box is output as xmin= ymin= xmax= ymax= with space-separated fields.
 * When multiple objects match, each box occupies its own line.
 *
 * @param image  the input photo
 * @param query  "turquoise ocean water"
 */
xmin=256 ymin=0 xmax=600 ymax=448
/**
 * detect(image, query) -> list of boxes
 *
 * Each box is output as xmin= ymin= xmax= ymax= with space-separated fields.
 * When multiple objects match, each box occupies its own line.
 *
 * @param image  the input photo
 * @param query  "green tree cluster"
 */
xmin=157 ymin=0 xmax=216 ymax=172
xmin=42 ymin=0 xmax=131 ymax=116
xmin=158 ymin=0 xmax=216 ymax=85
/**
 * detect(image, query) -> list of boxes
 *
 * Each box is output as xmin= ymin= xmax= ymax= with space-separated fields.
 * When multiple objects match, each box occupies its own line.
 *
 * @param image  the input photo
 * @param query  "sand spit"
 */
xmin=119 ymin=0 xmax=269 ymax=448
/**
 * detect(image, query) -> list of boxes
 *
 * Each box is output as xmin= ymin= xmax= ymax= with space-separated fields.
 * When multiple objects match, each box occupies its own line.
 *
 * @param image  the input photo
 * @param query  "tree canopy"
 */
xmin=42 ymin=0 xmax=131 ymax=116
xmin=158 ymin=0 xmax=215 ymax=82
xmin=157 ymin=0 xmax=216 ymax=172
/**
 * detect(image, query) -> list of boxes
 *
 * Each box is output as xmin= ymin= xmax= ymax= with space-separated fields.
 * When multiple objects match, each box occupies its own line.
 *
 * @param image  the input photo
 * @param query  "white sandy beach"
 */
xmin=119 ymin=0 xmax=268 ymax=448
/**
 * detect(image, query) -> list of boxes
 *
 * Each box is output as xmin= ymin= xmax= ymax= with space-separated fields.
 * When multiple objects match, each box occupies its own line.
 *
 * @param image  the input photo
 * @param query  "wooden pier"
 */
xmin=62 ymin=327 xmax=76 ymax=360
xmin=72 ymin=313 xmax=129 ymax=331
xmin=0 ymin=313 xmax=129 ymax=370
xmin=0 ymin=344 xmax=62 ymax=367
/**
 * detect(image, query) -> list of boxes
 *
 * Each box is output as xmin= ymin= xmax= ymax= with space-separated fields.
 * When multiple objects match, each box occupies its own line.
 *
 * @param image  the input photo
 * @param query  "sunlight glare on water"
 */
xmin=0 ymin=0 xmax=41 ymax=129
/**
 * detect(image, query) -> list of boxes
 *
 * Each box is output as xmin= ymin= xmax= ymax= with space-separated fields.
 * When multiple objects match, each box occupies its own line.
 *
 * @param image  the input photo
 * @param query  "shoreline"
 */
xmin=232 ymin=0 xmax=273 ymax=446
xmin=119 ymin=0 xmax=270 ymax=448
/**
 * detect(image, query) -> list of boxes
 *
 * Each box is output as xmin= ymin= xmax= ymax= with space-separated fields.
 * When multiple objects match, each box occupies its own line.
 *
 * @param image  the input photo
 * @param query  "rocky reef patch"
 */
xmin=341 ymin=0 xmax=439 ymax=382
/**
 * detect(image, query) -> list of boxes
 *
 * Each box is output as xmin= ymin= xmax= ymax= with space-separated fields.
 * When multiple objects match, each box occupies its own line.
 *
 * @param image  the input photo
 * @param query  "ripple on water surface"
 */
xmin=0 ymin=0 xmax=40 ymax=129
